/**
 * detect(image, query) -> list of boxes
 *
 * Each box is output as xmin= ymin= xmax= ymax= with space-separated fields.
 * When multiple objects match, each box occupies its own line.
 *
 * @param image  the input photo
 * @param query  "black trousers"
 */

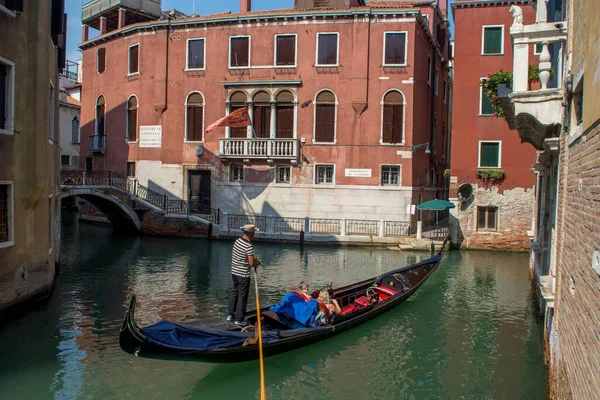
xmin=228 ymin=274 xmax=250 ymax=321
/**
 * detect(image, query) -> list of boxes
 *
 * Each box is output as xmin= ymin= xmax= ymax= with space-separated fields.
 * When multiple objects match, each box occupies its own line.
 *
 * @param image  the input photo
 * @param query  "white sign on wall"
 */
xmin=345 ymin=168 xmax=372 ymax=178
xmin=139 ymin=125 xmax=162 ymax=148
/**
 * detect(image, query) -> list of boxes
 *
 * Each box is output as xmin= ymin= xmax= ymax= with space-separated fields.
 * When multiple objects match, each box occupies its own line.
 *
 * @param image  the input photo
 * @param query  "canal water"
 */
xmin=0 ymin=213 xmax=547 ymax=399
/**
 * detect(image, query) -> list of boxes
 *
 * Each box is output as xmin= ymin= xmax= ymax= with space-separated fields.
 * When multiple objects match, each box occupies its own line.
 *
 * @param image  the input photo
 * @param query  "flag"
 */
xmin=205 ymin=107 xmax=252 ymax=133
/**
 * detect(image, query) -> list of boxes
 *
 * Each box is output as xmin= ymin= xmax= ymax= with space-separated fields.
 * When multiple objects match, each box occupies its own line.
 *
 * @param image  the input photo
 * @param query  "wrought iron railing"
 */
xmin=384 ymin=221 xmax=411 ymax=237
xmin=273 ymin=217 xmax=304 ymax=233
xmin=422 ymin=219 xmax=450 ymax=241
xmin=60 ymin=170 xmax=221 ymax=224
xmin=346 ymin=219 xmax=379 ymax=236
xmin=310 ymin=218 xmax=341 ymax=235
xmin=227 ymin=214 xmax=268 ymax=232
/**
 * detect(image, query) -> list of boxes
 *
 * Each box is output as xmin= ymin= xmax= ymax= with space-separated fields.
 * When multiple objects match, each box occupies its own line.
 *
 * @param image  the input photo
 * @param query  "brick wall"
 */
xmin=552 ymin=124 xmax=600 ymax=398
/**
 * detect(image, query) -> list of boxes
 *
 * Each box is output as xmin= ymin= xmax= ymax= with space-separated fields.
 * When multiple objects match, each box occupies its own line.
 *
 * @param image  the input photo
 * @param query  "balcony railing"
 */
xmin=219 ymin=138 xmax=299 ymax=160
xmin=89 ymin=135 xmax=106 ymax=152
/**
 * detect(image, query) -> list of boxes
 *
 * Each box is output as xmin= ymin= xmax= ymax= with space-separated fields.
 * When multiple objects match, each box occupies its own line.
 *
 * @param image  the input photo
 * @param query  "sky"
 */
xmin=66 ymin=0 xmax=454 ymax=63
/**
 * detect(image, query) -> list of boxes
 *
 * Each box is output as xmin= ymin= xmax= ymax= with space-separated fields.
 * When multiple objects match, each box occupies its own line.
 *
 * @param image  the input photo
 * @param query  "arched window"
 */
xmin=71 ymin=116 xmax=79 ymax=143
xmin=276 ymin=91 xmax=294 ymax=139
xmin=127 ymin=96 xmax=138 ymax=142
xmin=229 ymin=91 xmax=247 ymax=138
xmin=314 ymin=90 xmax=335 ymax=143
xmin=186 ymin=92 xmax=203 ymax=142
xmin=96 ymin=95 xmax=105 ymax=137
xmin=252 ymin=91 xmax=271 ymax=138
xmin=382 ymin=90 xmax=404 ymax=144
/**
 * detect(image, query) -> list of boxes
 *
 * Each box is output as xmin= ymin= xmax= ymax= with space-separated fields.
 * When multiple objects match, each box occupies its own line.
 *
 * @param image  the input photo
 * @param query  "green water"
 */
xmin=0 ymin=213 xmax=547 ymax=399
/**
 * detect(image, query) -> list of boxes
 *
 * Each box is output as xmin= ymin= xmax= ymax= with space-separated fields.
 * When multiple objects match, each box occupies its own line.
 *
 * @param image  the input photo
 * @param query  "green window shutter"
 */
xmin=481 ymin=81 xmax=495 ymax=115
xmin=480 ymin=142 xmax=500 ymax=167
xmin=483 ymin=27 xmax=502 ymax=54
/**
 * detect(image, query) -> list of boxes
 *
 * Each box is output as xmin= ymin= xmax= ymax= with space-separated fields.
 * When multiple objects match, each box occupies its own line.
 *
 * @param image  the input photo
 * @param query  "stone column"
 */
xmin=99 ymin=16 xmax=107 ymax=35
xmin=270 ymin=102 xmax=277 ymax=139
xmin=379 ymin=220 xmax=385 ymax=237
xmin=304 ymin=217 xmax=310 ymax=234
xmin=222 ymin=212 xmax=229 ymax=232
xmin=267 ymin=215 xmax=274 ymax=233
xmin=535 ymin=0 xmax=547 ymax=23
xmin=82 ymin=24 xmax=89 ymax=42
xmin=247 ymin=103 xmax=254 ymax=138
xmin=340 ymin=218 xmax=347 ymax=236
xmin=118 ymin=8 xmax=126 ymax=29
xmin=417 ymin=221 xmax=423 ymax=240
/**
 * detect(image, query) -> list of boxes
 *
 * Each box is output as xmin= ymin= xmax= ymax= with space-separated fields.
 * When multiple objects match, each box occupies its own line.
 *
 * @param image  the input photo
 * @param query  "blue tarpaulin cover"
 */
xmin=269 ymin=292 xmax=320 ymax=327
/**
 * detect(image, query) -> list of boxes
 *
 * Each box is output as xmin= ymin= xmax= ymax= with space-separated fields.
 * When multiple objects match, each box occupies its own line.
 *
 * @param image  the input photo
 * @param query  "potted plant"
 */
xmin=476 ymin=168 xmax=506 ymax=185
xmin=528 ymin=65 xmax=541 ymax=91
xmin=480 ymin=69 xmax=513 ymax=119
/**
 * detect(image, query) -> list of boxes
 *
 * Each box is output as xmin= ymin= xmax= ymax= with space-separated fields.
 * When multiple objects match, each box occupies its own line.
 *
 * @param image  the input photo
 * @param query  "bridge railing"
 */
xmin=60 ymin=171 xmax=221 ymax=225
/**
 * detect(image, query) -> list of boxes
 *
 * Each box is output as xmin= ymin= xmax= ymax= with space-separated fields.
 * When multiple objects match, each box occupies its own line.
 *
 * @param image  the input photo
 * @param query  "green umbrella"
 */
xmin=417 ymin=199 xmax=456 ymax=211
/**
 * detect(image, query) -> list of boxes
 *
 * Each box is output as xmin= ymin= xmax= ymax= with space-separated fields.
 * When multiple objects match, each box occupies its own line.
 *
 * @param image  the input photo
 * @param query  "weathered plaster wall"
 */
xmin=451 ymin=185 xmax=534 ymax=250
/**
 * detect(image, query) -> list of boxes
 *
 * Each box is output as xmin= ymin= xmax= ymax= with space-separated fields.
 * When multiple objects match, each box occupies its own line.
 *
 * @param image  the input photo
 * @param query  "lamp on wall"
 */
xmin=412 ymin=142 xmax=431 ymax=154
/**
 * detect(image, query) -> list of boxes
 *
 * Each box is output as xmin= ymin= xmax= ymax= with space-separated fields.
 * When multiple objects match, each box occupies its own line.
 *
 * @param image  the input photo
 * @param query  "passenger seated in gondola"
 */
xmin=269 ymin=288 xmax=341 ymax=328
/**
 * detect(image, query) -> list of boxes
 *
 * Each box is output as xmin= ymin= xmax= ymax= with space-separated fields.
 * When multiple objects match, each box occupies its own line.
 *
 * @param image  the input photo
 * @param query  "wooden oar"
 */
xmin=253 ymin=267 xmax=267 ymax=400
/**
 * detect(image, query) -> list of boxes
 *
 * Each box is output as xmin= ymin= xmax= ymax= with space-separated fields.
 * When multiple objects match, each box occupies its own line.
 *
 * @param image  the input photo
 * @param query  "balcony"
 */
xmin=498 ymin=2 xmax=568 ymax=151
xmin=219 ymin=138 xmax=299 ymax=162
xmin=89 ymin=135 xmax=106 ymax=152
xmin=82 ymin=0 xmax=161 ymax=31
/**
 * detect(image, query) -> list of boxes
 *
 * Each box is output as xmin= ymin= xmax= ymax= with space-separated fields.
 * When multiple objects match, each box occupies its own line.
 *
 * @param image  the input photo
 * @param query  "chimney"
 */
xmin=240 ymin=0 xmax=251 ymax=13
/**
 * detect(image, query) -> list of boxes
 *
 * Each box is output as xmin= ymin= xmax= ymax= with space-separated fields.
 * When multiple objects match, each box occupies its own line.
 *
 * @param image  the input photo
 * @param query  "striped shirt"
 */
xmin=231 ymin=237 xmax=255 ymax=278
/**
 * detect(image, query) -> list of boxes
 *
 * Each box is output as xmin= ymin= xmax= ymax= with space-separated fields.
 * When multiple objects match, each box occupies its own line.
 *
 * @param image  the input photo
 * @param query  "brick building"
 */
xmin=449 ymin=0 xmax=537 ymax=250
xmin=78 ymin=0 xmax=451 ymax=229
xmin=497 ymin=0 xmax=600 ymax=397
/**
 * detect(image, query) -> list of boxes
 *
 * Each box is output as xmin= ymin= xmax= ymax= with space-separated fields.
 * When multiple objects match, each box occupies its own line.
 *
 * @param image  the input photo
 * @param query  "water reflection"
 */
xmin=0 ymin=214 xmax=546 ymax=399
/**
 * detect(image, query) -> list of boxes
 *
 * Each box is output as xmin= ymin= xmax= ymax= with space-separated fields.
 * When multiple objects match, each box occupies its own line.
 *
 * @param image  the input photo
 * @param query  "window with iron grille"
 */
xmin=482 ymin=26 xmax=503 ymax=55
xmin=276 ymin=166 xmax=291 ymax=183
xmin=97 ymin=48 xmax=106 ymax=73
xmin=316 ymin=33 xmax=338 ymax=66
xmin=275 ymin=35 xmax=296 ymax=66
xmin=383 ymin=32 xmax=407 ymax=66
xmin=128 ymin=44 xmax=139 ymax=74
xmin=315 ymin=165 xmax=334 ymax=185
xmin=71 ymin=116 xmax=79 ymax=142
xmin=381 ymin=166 xmax=400 ymax=186
xmin=477 ymin=206 xmax=498 ymax=231
xmin=230 ymin=37 xmax=249 ymax=68
xmin=230 ymin=165 xmax=244 ymax=182
xmin=187 ymin=38 xmax=205 ymax=69
xmin=0 ymin=184 xmax=11 ymax=244
xmin=127 ymin=162 xmax=136 ymax=178
xmin=61 ymin=155 xmax=70 ymax=166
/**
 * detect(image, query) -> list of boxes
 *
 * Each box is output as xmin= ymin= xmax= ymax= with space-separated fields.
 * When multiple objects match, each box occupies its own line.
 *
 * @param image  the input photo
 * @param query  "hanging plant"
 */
xmin=476 ymin=168 xmax=505 ymax=184
xmin=481 ymin=69 xmax=513 ymax=119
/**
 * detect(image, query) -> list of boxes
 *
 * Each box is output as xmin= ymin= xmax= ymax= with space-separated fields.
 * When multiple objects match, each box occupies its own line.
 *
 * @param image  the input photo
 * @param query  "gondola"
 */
xmin=120 ymin=239 xmax=449 ymax=363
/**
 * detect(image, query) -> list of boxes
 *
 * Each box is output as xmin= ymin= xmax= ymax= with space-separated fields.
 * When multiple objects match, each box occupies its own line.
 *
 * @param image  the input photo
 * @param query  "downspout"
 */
xmin=163 ymin=19 xmax=170 ymax=116
xmin=428 ymin=12 xmax=437 ymax=194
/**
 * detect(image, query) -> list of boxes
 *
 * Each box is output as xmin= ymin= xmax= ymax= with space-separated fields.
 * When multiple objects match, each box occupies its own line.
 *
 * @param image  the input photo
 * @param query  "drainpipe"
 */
xmin=428 ymin=12 xmax=437 ymax=195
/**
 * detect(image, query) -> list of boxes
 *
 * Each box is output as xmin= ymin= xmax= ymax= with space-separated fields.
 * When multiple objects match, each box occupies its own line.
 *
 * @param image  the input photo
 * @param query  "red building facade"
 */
xmin=79 ymin=0 xmax=450 ymax=226
xmin=450 ymin=0 xmax=537 ymax=249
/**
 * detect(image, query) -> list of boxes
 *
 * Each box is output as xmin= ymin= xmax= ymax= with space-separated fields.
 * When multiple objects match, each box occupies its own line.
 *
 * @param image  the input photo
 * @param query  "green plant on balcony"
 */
xmin=476 ymin=168 xmax=505 ymax=184
xmin=481 ymin=69 xmax=512 ymax=119
xmin=443 ymin=169 xmax=451 ymax=177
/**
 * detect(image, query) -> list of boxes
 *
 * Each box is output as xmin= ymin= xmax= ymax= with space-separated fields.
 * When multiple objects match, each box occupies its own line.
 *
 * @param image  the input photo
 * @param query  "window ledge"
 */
xmin=312 ymin=142 xmax=337 ymax=145
xmin=228 ymin=66 xmax=250 ymax=70
xmin=0 ymin=5 xmax=16 ymax=17
xmin=474 ymin=230 xmax=500 ymax=235
xmin=0 ymin=241 xmax=15 ymax=249
xmin=184 ymin=140 xmax=204 ymax=144
xmin=127 ymin=73 xmax=140 ymax=79
xmin=380 ymin=142 xmax=406 ymax=146
xmin=126 ymin=141 xmax=139 ymax=144
xmin=382 ymin=64 xmax=407 ymax=68
xmin=481 ymin=53 xmax=504 ymax=56
xmin=185 ymin=68 xmax=206 ymax=73
xmin=0 ymin=129 xmax=14 ymax=136
xmin=274 ymin=65 xmax=297 ymax=69
xmin=477 ymin=114 xmax=495 ymax=117
xmin=315 ymin=65 xmax=339 ymax=68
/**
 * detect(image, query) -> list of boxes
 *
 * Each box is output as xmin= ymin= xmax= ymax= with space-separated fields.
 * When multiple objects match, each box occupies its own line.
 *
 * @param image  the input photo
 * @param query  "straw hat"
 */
xmin=240 ymin=224 xmax=259 ymax=233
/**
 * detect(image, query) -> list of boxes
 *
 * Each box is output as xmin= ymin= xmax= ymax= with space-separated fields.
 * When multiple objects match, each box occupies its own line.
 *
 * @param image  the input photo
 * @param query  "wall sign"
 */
xmin=345 ymin=169 xmax=372 ymax=178
xmin=139 ymin=125 xmax=162 ymax=148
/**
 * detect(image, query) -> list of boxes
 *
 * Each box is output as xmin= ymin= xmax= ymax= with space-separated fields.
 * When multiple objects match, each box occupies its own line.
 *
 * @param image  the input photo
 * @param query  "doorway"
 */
xmin=188 ymin=170 xmax=212 ymax=212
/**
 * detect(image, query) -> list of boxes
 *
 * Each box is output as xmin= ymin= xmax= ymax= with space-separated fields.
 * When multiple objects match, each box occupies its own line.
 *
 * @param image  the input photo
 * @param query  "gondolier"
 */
xmin=227 ymin=224 xmax=261 ymax=325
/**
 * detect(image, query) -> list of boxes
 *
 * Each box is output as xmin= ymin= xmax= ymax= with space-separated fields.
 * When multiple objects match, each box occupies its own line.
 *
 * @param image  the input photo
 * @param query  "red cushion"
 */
xmin=375 ymin=286 xmax=397 ymax=297
xmin=354 ymin=296 xmax=370 ymax=308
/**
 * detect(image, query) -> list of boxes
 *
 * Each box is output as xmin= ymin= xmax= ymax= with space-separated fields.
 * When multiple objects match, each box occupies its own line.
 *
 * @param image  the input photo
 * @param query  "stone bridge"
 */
xmin=60 ymin=171 xmax=221 ymax=236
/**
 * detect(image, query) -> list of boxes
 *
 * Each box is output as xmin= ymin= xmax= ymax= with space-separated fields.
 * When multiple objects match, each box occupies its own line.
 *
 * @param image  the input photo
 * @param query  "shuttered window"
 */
xmin=127 ymin=96 xmax=138 ymax=142
xmin=253 ymin=91 xmax=270 ymax=138
xmin=0 ymin=63 xmax=6 ymax=130
xmin=230 ymin=37 xmax=249 ymax=67
xmin=384 ymin=32 xmax=407 ymax=65
xmin=480 ymin=79 xmax=494 ymax=115
xmin=128 ymin=44 xmax=139 ymax=74
xmin=315 ymin=91 xmax=335 ymax=143
xmin=276 ymin=91 xmax=294 ymax=139
xmin=479 ymin=142 xmax=500 ymax=168
xmin=229 ymin=91 xmax=247 ymax=138
xmin=483 ymin=27 xmax=503 ymax=55
xmin=382 ymin=91 xmax=404 ymax=144
xmin=188 ymin=39 xmax=205 ymax=69
xmin=276 ymin=35 xmax=296 ymax=66
xmin=97 ymin=48 xmax=106 ymax=73
xmin=96 ymin=96 xmax=105 ymax=136
xmin=186 ymin=93 xmax=203 ymax=142
xmin=317 ymin=33 xmax=338 ymax=66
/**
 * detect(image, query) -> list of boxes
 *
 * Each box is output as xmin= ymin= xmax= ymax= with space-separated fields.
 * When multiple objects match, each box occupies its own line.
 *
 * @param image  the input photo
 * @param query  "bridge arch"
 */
xmin=61 ymin=187 xmax=142 ymax=235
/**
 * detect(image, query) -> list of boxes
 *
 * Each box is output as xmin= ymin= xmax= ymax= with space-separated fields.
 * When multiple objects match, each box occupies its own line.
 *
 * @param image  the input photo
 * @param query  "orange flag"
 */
xmin=205 ymin=107 xmax=252 ymax=133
